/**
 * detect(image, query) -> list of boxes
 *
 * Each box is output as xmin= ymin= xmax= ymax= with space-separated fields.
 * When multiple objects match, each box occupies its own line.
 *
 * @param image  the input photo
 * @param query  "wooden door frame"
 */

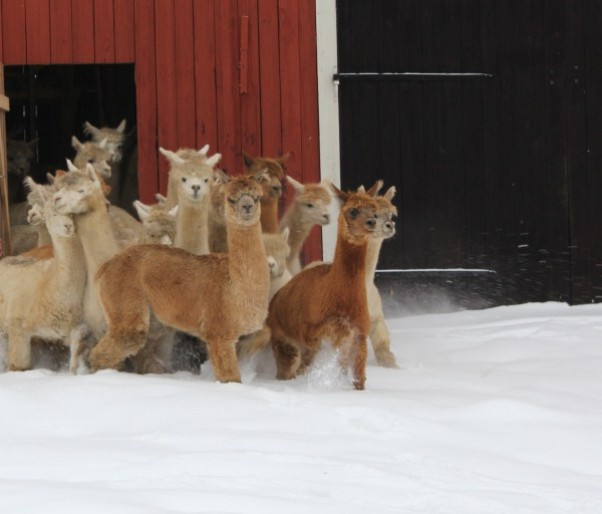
xmin=0 ymin=63 xmax=11 ymax=257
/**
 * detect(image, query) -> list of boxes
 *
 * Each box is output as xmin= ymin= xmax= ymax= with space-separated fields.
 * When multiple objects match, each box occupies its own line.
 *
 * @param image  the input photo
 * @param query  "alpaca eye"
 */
xmin=349 ymin=208 xmax=360 ymax=219
xmin=181 ymin=177 xmax=187 ymax=183
xmin=306 ymin=203 xmax=314 ymax=209
xmin=227 ymin=197 xmax=236 ymax=204
xmin=78 ymin=189 xmax=85 ymax=193
xmin=204 ymin=178 xmax=209 ymax=183
xmin=88 ymin=159 xmax=94 ymax=163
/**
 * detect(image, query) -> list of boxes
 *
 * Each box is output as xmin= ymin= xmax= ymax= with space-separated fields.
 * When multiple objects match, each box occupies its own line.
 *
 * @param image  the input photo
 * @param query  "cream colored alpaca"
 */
xmin=52 ymin=166 xmax=173 ymax=373
xmin=279 ymin=176 xmax=332 ymax=274
xmin=89 ymin=175 xmax=270 ymax=382
xmin=0 ymin=179 xmax=87 ymax=372
xmin=358 ymin=182 xmax=399 ymax=368
xmin=159 ymin=145 xmax=211 ymax=208
xmin=159 ymin=147 xmax=221 ymax=255
xmin=262 ymin=229 xmax=292 ymax=300
xmin=71 ymin=136 xmax=113 ymax=179
xmin=133 ymin=200 xmax=178 ymax=245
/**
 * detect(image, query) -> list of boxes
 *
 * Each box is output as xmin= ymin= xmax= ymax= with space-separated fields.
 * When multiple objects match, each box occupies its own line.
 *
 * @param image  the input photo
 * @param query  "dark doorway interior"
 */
xmin=5 ymin=64 xmax=136 ymax=205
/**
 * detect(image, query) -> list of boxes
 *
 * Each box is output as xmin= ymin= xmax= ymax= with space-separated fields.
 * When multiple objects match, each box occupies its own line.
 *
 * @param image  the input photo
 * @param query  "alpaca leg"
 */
xmin=7 ymin=326 xmax=32 ymax=371
xmin=237 ymin=325 xmax=271 ymax=360
xmin=351 ymin=333 xmax=368 ymax=390
xmin=370 ymin=314 xmax=398 ymax=368
xmin=272 ymin=338 xmax=301 ymax=380
xmin=89 ymin=327 xmax=149 ymax=371
xmin=206 ymin=340 xmax=241 ymax=383
xmin=68 ymin=324 xmax=89 ymax=374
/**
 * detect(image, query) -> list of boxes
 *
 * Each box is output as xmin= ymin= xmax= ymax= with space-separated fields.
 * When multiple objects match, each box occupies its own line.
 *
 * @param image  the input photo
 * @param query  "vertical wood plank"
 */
xmin=239 ymin=0 xmax=261 ymax=158
xmin=0 ymin=0 xmax=3 ymax=60
xmin=0 ymin=64 xmax=12 ymax=255
xmin=114 ymin=0 xmax=135 ymax=62
xmin=2 ymin=0 xmax=27 ymax=65
xmin=258 ymin=0 xmax=282 ymax=156
xmin=134 ymin=0 xmax=159 ymax=201
xmin=278 ymin=0 xmax=302 ymax=180
xmin=50 ymin=0 xmax=73 ymax=63
xmin=71 ymin=0 xmax=95 ymax=63
xmin=25 ymin=0 xmax=51 ymax=63
xmin=215 ymin=0 xmax=241 ymax=174
xmin=174 ymin=0 xmax=196 ymax=147
xmin=193 ymin=0 xmax=218 ymax=150
xmin=94 ymin=0 xmax=115 ymax=63
xmin=154 ymin=0 xmax=178 ymax=192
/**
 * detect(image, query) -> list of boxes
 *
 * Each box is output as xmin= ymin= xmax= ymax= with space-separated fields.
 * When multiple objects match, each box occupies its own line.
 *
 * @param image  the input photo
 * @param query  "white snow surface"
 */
xmin=1 ymin=301 xmax=602 ymax=513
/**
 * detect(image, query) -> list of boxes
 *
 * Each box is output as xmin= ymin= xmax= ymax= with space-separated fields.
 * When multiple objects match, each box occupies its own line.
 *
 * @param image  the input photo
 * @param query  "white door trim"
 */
xmin=315 ymin=0 xmax=341 ymax=261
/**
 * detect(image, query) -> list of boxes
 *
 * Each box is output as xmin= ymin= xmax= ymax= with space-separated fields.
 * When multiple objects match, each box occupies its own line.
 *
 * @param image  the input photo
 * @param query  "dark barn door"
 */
xmin=337 ymin=0 xmax=602 ymax=306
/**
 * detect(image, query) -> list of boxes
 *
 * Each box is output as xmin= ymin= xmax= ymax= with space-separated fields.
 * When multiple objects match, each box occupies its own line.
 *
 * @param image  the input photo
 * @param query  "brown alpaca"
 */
xmin=266 ymin=185 xmax=389 ymax=390
xmin=279 ymin=176 xmax=332 ymax=274
xmin=89 ymin=175 xmax=270 ymax=382
xmin=243 ymin=152 xmax=288 ymax=233
xmin=208 ymin=169 xmax=231 ymax=253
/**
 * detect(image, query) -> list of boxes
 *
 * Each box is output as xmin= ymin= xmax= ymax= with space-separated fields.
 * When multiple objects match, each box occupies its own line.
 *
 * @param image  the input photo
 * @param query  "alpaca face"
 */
xmin=7 ymin=138 xmax=36 ymax=179
xmin=296 ymin=185 xmax=332 ymax=226
xmin=174 ymin=165 xmax=214 ymax=202
xmin=340 ymin=194 xmax=384 ymax=242
xmin=244 ymin=155 xmax=286 ymax=200
xmin=263 ymin=231 xmax=290 ymax=278
xmin=372 ymin=196 xmax=397 ymax=240
xmin=209 ymin=171 xmax=230 ymax=223
xmin=84 ymin=120 xmax=127 ymax=163
xmin=45 ymin=212 xmax=76 ymax=239
xmin=224 ymin=177 xmax=263 ymax=225
xmin=53 ymin=171 xmax=102 ymax=215
xmin=72 ymin=138 xmax=113 ymax=178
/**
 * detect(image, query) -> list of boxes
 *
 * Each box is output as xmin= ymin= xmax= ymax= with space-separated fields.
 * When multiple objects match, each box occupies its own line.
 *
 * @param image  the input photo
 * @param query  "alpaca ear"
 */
xmin=277 ymin=152 xmax=291 ymax=165
xmin=243 ymin=152 xmax=254 ymax=169
xmin=133 ymin=200 xmax=151 ymax=221
xmin=98 ymin=138 xmax=108 ymax=150
xmin=366 ymin=180 xmax=383 ymax=197
xmin=86 ymin=163 xmax=102 ymax=189
xmin=329 ymin=182 xmax=348 ymax=203
xmin=281 ymin=227 xmax=290 ymax=243
xmin=23 ymin=176 xmax=38 ymax=194
xmin=205 ymin=153 xmax=222 ymax=168
xmin=198 ymin=144 xmax=210 ymax=156
xmin=155 ymin=193 xmax=168 ymax=204
xmin=168 ymin=205 xmax=179 ymax=218
xmin=384 ymin=185 xmax=396 ymax=202
xmin=285 ymin=175 xmax=305 ymax=194
xmin=83 ymin=121 xmax=102 ymax=140
xmin=357 ymin=185 xmax=366 ymax=193
xmin=116 ymin=119 xmax=127 ymax=133
xmin=66 ymin=159 xmax=79 ymax=172
xmin=71 ymin=136 xmax=83 ymax=152
xmin=46 ymin=172 xmax=55 ymax=185
xmin=159 ymin=147 xmax=186 ymax=166
xmin=214 ymin=168 xmax=230 ymax=184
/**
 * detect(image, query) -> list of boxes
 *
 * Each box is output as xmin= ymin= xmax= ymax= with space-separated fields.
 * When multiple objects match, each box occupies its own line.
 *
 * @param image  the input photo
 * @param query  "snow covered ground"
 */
xmin=1 ymin=301 xmax=602 ymax=513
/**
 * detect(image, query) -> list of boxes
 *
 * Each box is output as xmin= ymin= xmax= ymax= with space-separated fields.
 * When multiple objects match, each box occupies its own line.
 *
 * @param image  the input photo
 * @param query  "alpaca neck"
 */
xmin=260 ymin=197 xmax=279 ymax=233
xmin=227 ymin=219 xmax=268 ymax=288
xmin=365 ymin=237 xmax=385 ymax=284
xmin=280 ymin=203 xmax=312 ymax=265
xmin=208 ymin=215 xmax=228 ymax=253
xmin=328 ymin=222 xmax=368 ymax=293
xmin=175 ymin=197 xmax=210 ymax=255
xmin=75 ymin=196 xmax=120 ymax=275
xmin=50 ymin=233 xmax=87 ymax=294
xmin=36 ymin=224 xmax=51 ymax=247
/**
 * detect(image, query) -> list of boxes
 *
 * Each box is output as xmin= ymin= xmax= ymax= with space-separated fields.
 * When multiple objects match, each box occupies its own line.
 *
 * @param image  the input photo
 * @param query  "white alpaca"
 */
xmin=159 ymin=145 xmax=210 ymax=208
xmin=0 ymin=179 xmax=87 ymax=372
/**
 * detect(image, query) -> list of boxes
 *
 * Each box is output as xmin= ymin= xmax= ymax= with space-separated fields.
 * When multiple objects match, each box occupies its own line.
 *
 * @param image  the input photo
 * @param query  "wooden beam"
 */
xmin=0 ymin=94 xmax=9 ymax=112
xmin=0 ymin=64 xmax=12 ymax=256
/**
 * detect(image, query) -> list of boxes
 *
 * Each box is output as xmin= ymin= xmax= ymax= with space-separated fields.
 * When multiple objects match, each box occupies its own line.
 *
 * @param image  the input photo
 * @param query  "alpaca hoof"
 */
xmin=353 ymin=380 xmax=365 ymax=390
xmin=375 ymin=350 xmax=399 ymax=369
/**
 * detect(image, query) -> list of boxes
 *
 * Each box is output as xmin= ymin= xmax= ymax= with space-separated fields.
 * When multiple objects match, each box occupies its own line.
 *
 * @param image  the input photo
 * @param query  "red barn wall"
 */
xmin=0 ymin=0 xmax=322 ymax=260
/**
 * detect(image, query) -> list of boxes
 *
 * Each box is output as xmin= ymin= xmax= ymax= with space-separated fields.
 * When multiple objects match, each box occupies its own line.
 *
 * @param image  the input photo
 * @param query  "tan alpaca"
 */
xmin=266 ymin=185 xmax=390 ymax=390
xmin=83 ymin=119 xmax=128 ymax=162
xmin=52 ymin=166 xmax=174 ymax=373
xmin=71 ymin=135 xmax=113 ymax=180
xmin=89 ymin=175 xmax=270 ymax=382
xmin=357 ymin=182 xmax=398 ymax=368
xmin=0 ymin=179 xmax=87 ymax=372
xmin=243 ymin=152 xmax=288 ymax=233
xmin=279 ymin=176 xmax=332 ymax=274
xmin=159 ymin=145 xmax=211 ymax=208
xmin=262 ymin=229 xmax=292 ymax=300
xmin=133 ymin=200 xmax=178 ymax=245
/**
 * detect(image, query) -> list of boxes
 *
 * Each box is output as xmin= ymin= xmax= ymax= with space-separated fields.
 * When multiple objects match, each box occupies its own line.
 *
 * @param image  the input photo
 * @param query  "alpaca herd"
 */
xmin=1 ymin=120 xmax=398 ymax=389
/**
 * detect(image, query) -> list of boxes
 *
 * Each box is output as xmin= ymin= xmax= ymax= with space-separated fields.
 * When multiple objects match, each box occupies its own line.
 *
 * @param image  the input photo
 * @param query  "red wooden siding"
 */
xmin=0 ymin=0 xmax=322 ymax=259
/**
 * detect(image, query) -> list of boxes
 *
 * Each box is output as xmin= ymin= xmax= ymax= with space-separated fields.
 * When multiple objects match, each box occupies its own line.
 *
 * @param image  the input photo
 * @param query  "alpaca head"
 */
xmin=358 ymin=181 xmax=397 ymax=240
xmin=244 ymin=152 xmax=288 ymax=200
xmin=71 ymin=136 xmax=113 ymax=178
xmin=223 ymin=175 xmax=264 ymax=226
xmin=7 ymin=138 xmax=37 ymax=180
xmin=83 ymin=119 xmax=128 ymax=162
xmin=133 ymin=200 xmax=178 ymax=245
xmin=330 ymin=184 xmax=388 ymax=244
xmin=24 ymin=177 xmax=75 ymax=239
xmin=286 ymin=176 xmax=332 ymax=226
xmin=53 ymin=164 xmax=105 ymax=215
xmin=262 ymin=229 xmax=290 ymax=278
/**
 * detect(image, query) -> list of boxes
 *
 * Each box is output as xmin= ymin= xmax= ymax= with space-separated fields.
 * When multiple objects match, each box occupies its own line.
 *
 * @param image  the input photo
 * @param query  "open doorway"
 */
xmin=4 ymin=64 xmax=137 ymax=217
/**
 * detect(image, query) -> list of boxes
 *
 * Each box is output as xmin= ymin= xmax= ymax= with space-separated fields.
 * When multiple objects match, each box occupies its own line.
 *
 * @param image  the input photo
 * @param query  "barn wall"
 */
xmin=0 ymin=0 xmax=322 ymax=259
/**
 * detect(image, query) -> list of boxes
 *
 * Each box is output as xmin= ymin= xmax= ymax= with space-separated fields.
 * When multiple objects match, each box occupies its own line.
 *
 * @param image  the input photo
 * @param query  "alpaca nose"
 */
xmin=385 ymin=221 xmax=395 ymax=231
xmin=242 ymin=202 xmax=253 ymax=214
xmin=322 ymin=214 xmax=330 ymax=223
xmin=191 ymin=184 xmax=201 ymax=195
xmin=365 ymin=218 xmax=376 ymax=230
